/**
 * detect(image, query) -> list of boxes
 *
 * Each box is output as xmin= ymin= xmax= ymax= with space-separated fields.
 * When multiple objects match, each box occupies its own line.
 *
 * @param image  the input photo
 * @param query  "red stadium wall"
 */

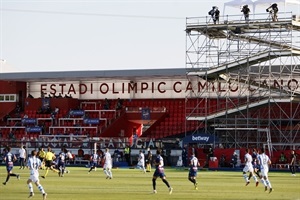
xmin=0 ymin=81 xmax=26 ymax=119
xmin=101 ymin=113 xmax=142 ymax=138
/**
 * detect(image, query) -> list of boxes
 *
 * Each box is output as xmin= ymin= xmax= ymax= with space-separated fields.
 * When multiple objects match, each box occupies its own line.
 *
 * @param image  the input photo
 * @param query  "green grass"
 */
xmin=1 ymin=167 xmax=299 ymax=200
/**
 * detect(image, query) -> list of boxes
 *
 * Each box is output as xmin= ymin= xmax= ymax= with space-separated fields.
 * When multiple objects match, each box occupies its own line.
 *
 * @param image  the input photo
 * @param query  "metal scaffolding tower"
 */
xmin=185 ymin=12 xmax=300 ymax=150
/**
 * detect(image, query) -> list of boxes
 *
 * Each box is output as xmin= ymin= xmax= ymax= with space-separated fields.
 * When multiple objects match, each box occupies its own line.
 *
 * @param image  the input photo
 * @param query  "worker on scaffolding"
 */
xmin=241 ymin=5 xmax=250 ymax=22
xmin=266 ymin=3 xmax=278 ymax=22
xmin=208 ymin=6 xmax=220 ymax=24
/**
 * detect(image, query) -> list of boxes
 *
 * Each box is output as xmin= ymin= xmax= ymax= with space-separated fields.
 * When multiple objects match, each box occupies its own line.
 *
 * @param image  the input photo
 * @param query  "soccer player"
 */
xmin=88 ymin=151 xmax=100 ymax=173
xmin=243 ymin=148 xmax=259 ymax=186
xmin=57 ymin=148 xmax=66 ymax=177
xmin=27 ymin=150 xmax=47 ymax=200
xmin=41 ymin=147 xmax=59 ymax=179
xmin=137 ymin=150 xmax=146 ymax=173
xmin=257 ymin=148 xmax=273 ymax=193
xmin=152 ymin=148 xmax=173 ymax=194
xmin=252 ymin=148 xmax=260 ymax=177
xmin=103 ymin=148 xmax=113 ymax=179
xmin=253 ymin=149 xmax=268 ymax=189
xmin=188 ymin=152 xmax=200 ymax=190
xmin=3 ymin=146 xmax=20 ymax=185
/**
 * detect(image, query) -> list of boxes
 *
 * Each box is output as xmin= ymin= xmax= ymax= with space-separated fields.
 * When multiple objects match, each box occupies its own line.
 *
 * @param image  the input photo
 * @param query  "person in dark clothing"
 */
xmin=290 ymin=150 xmax=297 ymax=176
xmin=208 ymin=6 xmax=220 ymax=24
xmin=182 ymin=148 xmax=188 ymax=167
xmin=146 ymin=148 xmax=153 ymax=172
xmin=124 ymin=145 xmax=131 ymax=166
xmin=241 ymin=5 xmax=250 ymax=22
xmin=231 ymin=152 xmax=238 ymax=168
xmin=266 ymin=3 xmax=278 ymax=21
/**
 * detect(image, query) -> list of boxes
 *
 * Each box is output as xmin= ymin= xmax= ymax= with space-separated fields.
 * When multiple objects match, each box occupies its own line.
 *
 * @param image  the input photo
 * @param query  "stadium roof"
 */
xmin=0 ymin=68 xmax=188 ymax=82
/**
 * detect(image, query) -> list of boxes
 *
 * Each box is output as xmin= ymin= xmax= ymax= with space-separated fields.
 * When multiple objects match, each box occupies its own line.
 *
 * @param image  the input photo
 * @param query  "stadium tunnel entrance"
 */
xmin=181 ymin=133 xmax=219 ymax=168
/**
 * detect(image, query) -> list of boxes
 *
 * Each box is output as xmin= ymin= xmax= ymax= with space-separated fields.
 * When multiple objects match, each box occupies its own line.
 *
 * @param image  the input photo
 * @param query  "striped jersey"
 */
xmin=257 ymin=153 xmax=270 ymax=170
xmin=27 ymin=156 xmax=42 ymax=176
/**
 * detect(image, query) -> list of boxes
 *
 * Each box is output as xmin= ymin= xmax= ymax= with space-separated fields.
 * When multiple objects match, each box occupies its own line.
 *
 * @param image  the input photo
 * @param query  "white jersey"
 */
xmin=19 ymin=148 xmax=26 ymax=158
xmin=244 ymin=153 xmax=253 ymax=166
xmin=243 ymin=153 xmax=254 ymax=173
xmin=28 ymin=156 xmax=42 ymax=179
xmin=103 ymin=151 xmax=112 ymax=169
xmin=138 ymin=152 xmax=145 ymax=166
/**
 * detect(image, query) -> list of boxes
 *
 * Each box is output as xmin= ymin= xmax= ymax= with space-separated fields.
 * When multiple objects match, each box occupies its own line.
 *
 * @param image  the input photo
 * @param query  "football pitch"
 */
xmin=0 ymin=167 xmax=299 ymax=200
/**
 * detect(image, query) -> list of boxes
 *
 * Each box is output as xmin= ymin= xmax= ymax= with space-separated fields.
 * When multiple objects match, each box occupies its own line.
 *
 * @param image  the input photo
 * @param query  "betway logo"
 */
xmin=192 ymin=136 xmax=209 ymax=142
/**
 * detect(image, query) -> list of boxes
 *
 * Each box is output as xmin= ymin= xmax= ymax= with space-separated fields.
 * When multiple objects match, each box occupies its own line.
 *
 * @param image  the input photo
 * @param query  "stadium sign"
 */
xmin=27 ymin=135 xmax=157 ymax=149
xmin=22 ymin=118 xmax=37 ymax=125
xmin=182 ymin=133 xmax=218 ymax=144
xmin=83 ymin=118 xmax=99 ymax=125
xmin=26 ymin=126 xmax=42 ymax=133
xmin=28 ymin=78 xmax=300 ymax=99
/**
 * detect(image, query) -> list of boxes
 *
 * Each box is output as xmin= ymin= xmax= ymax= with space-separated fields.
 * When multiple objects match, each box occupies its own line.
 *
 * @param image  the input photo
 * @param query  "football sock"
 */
xmin=243 ymin=173 xmax=248 ymax=182
xmin=103 ymin=169 xmax=109 ymax=177
xmin=266 ymin=179 xmax=272 ymax=188
xmin=38 ymin=184 xmax=46 ymax=194
xmin=5 ymin=174 xmax=10 ymax=183
xmin=152 ymin=178 xmax=156 ymax=190
xmin=108 ymin=169 xmax=112 ymax=178
xmin=189 ymin=177 xmax=195 ymax=184
xmin=162 ymin=179 xmax=170 ymax=188
xmin=260 ymin=178 xmax=267 ymax=186
xmin=252 ymin=175 xmax=258 ymax=182
xmin=28 ymin=183 xmax=33 ymax=193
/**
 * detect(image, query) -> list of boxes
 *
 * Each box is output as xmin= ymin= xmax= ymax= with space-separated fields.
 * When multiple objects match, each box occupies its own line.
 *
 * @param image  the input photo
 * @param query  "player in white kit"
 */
xmin=137 ymin=150 xmax=146 ymax=173
xmin=103 ymin=148 xmax=113 ymax=179
xmin=243 ymin=149 xmax=259 ymax=186
xmin=257 ymin=148 xmax=273 ymax=193
xmin=27 ymin=150 xmax=47 ymax=200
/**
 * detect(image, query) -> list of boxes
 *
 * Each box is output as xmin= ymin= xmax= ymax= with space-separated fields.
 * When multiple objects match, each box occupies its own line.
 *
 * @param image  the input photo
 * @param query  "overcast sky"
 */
xmin=0 ymin=0 xmax=299 ymax=73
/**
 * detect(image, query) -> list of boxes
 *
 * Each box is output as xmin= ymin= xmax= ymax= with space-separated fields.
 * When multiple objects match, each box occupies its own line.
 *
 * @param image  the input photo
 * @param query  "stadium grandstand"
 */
xmin=0 ymin=11 xmax=300 ymax=169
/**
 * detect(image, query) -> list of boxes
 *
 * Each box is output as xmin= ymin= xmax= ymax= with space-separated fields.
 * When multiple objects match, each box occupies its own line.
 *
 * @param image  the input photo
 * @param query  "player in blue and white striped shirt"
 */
xmin=27 ymin=150 xmax=47 ymax=199
xmin=257 ymin=148 xmax=273 ymax=193
xmin=2 ymin=146 xmax=20 ymax=185
xmin=188 ymin=153 xmax=200 ymax=190
xmin=88 ymin=151 xmax=100 ymax=173
xmin=57 ymin=148 xmax=66 ymax=177
xmin=152 ymin=148 xmax=173 ymax=194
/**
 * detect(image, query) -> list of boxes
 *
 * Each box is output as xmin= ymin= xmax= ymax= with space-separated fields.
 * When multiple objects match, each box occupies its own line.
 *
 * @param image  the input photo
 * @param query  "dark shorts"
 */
xmin=58 ymin=162 xmax=65 ymax=169
xmin=153 ymin=167 xmax=165 ymax=178
xmin=45 ymin=160 xmax=53 ymax=167
xmin=6 ymin=166 xmax=13 ymax=172
xmin=91 ymin=162 xmax=97 ymax=167
xmin=189 ymin=167 xmax=198 ymax=177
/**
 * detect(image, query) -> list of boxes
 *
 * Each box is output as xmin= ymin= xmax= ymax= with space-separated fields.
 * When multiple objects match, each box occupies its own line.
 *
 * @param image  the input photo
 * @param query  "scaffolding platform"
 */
xmin=185 ymin=12 xmax=300 ymax=149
